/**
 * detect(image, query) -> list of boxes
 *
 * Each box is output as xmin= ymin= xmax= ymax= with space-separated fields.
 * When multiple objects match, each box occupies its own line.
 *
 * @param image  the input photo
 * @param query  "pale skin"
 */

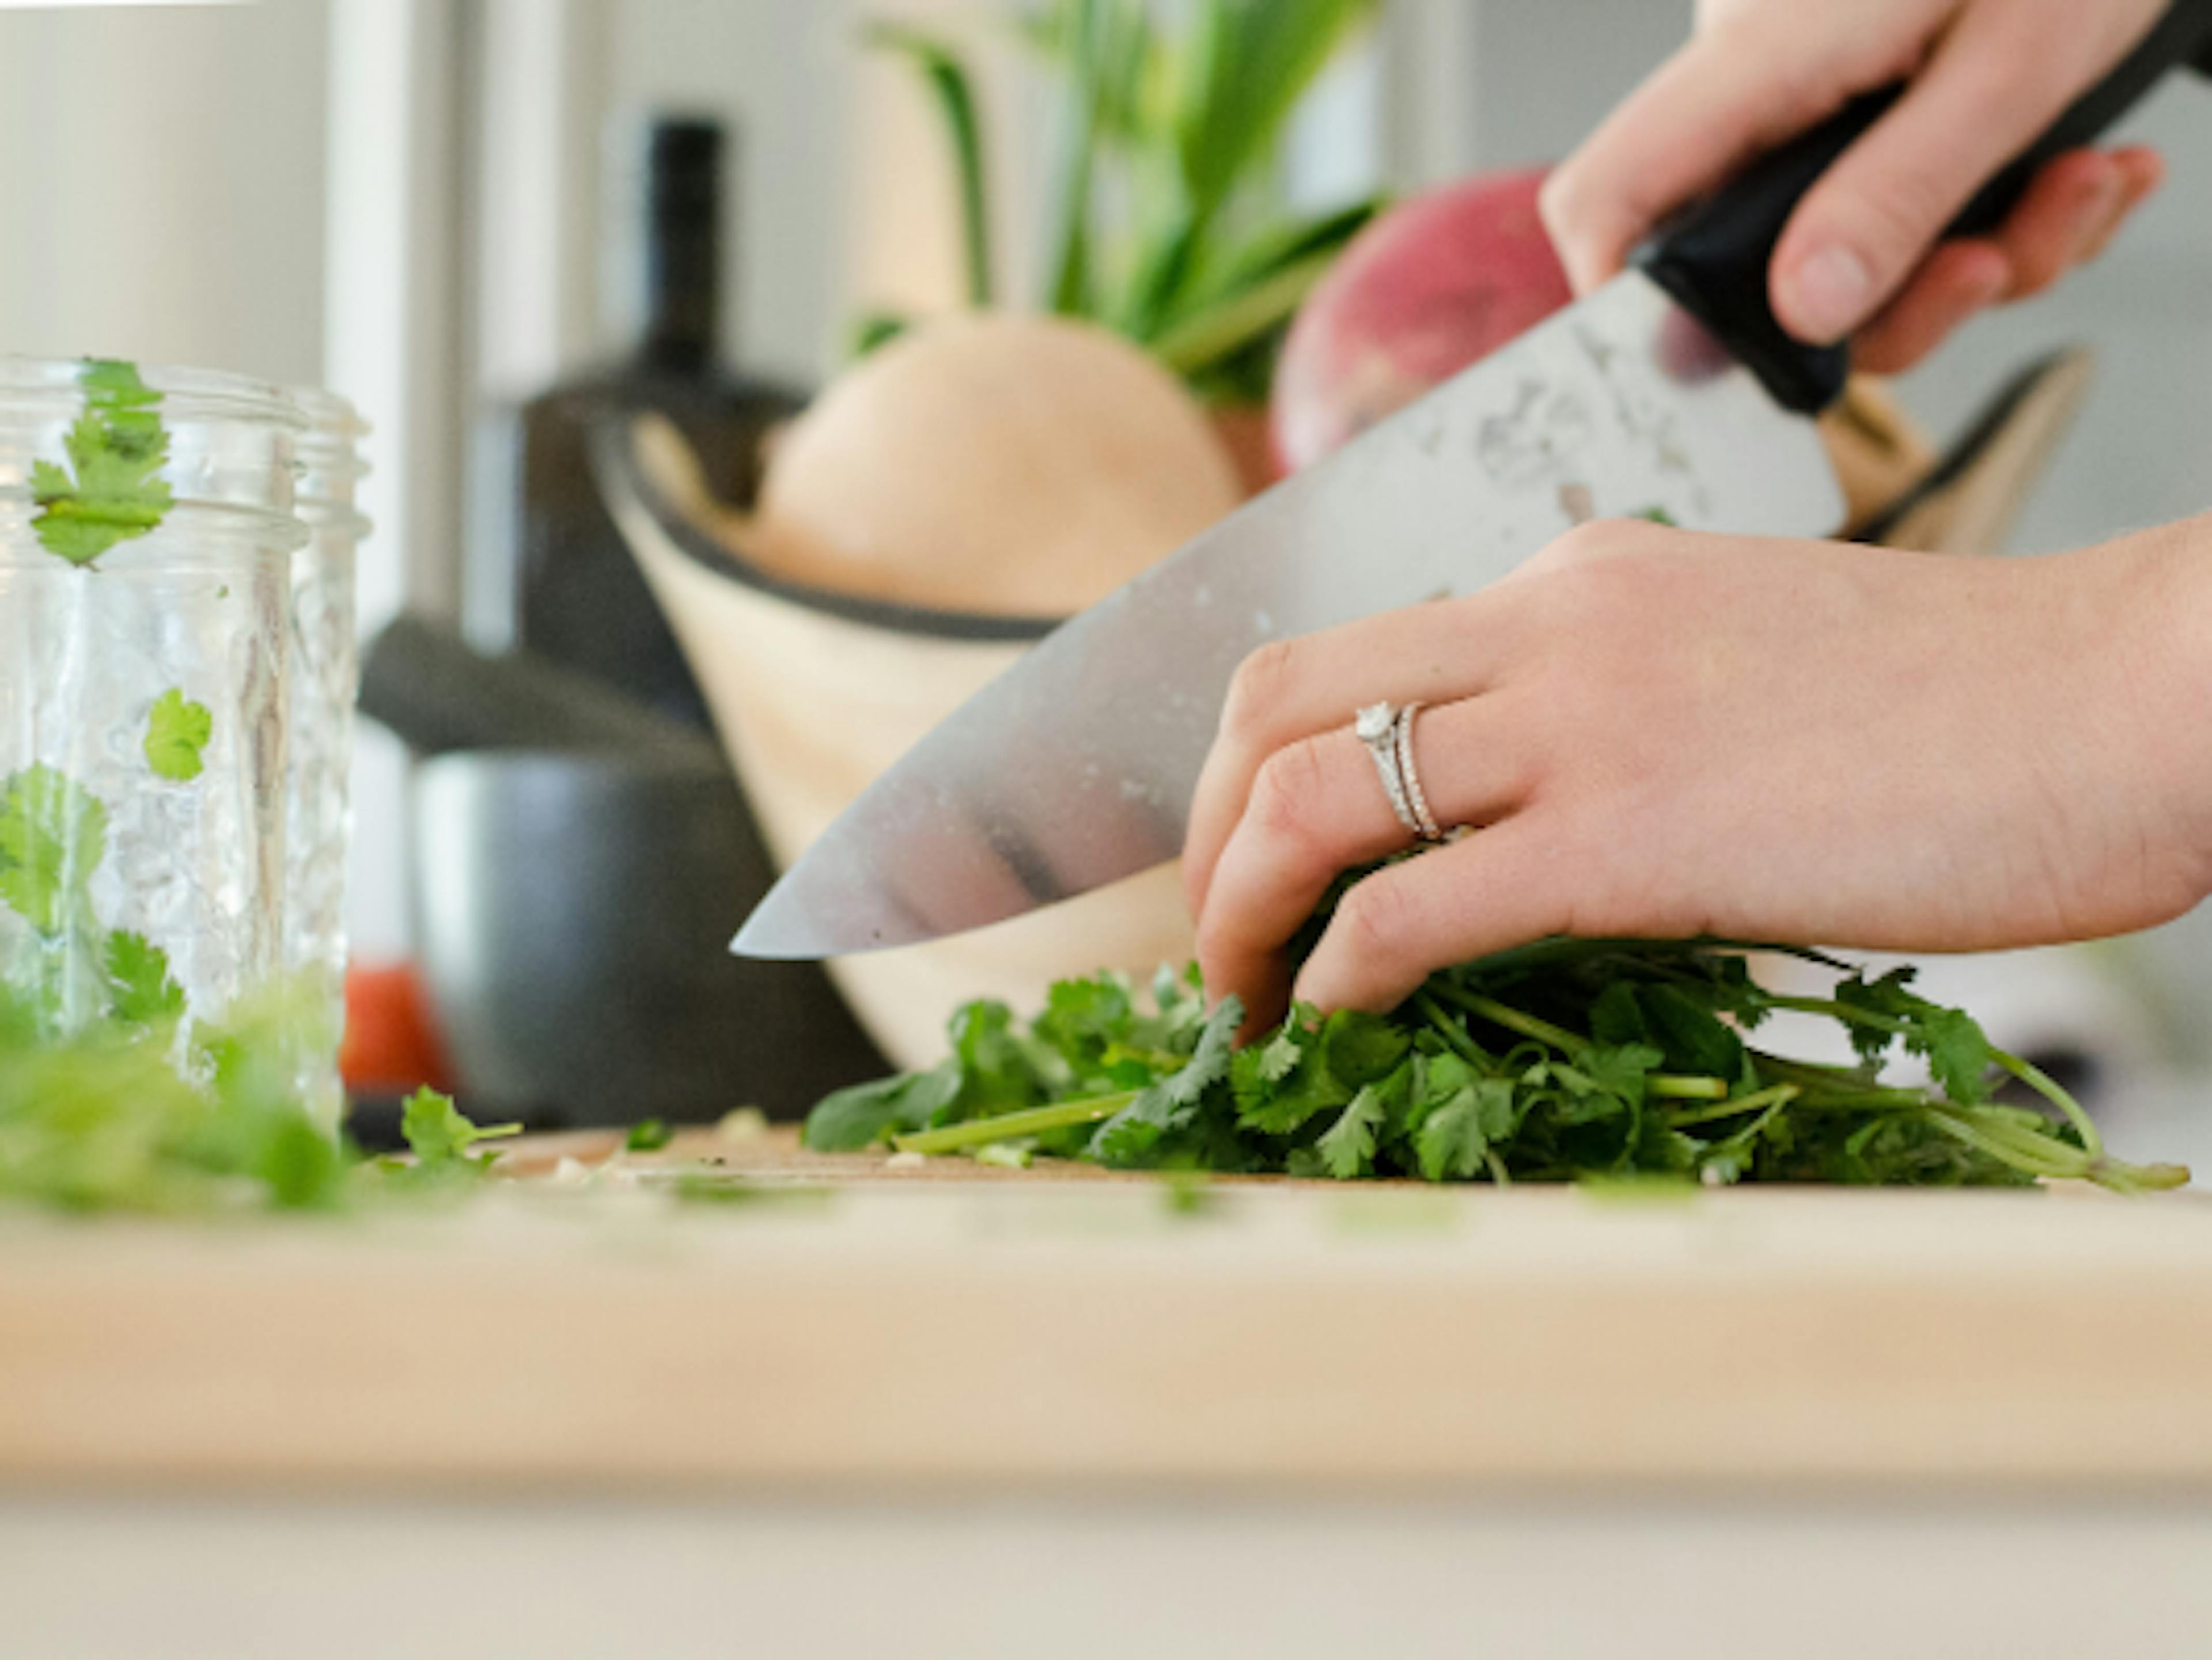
xmin=1187 ymin=0 xmax=2203 ymax=1033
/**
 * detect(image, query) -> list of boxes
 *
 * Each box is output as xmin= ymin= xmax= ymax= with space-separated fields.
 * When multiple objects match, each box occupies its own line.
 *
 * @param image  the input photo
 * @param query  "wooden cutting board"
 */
xmin=3 ymin=1127 xmax=2211 ymax=1494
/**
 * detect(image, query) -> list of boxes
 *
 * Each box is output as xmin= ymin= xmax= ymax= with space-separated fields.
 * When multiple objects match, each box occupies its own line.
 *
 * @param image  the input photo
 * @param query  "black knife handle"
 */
xmin=1637 ymin=0 xmax=2212 ymax=414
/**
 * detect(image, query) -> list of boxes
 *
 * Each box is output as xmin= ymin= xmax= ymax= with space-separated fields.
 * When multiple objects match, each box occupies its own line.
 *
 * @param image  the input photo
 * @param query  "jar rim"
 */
xmin=287 ymin=385 xmax=372 ymax=495
xmin=0 ymin=355 xmax=306 ymax=433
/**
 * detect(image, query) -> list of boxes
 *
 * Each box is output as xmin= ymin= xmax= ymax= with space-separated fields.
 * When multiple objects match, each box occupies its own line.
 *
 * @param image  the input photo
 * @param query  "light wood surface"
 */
xmin=5 ymin=1127 xmax=2212 ymax=1495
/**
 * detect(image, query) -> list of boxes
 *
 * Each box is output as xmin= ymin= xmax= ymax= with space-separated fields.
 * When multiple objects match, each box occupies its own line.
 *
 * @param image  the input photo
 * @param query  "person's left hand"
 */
xmin=1181 ymin=515 xmax=2212 ymax=1034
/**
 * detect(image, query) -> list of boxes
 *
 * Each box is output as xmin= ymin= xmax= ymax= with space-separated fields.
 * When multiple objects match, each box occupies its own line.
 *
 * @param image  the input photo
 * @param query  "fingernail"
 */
xmin=1783 ymin=244 xmax=1873 ymax=343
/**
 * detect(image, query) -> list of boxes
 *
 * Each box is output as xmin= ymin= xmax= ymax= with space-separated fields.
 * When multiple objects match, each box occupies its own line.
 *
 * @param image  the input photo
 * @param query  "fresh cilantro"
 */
xmin=0 ymin=764 xmax=106 ymax=938
xmin=30 ymin=359 xmax=174 ymax=567
xmin=804 ymin=1060 xmax=962 ymax=1151
xmin=398 ymin=1086 xmax=521 ymax=1174
xmin=808 ymin=937 xmax=2186 ymax=1195
xmin=143 ymin=689 xmax=213 ymax=783
xmin=1092 ymin=996 xmax=1241 ymax=1166
xmin=1316 ymin=1082 xmax=1389 ymax=1179
xmin=102 ymin=931 xmax=184 ymax=1025
xmin=625 ymin=1118 xmax=675 ymax=1153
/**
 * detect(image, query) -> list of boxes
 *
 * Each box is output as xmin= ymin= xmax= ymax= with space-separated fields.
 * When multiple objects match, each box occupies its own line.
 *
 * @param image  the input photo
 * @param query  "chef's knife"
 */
xmin=737 ymin=0 xmax=2212 ymax=961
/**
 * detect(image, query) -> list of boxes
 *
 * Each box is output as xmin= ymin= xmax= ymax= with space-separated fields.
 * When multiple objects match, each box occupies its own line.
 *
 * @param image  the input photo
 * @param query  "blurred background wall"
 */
xmin=1 ymin=0 xmax=2209 ymax=1037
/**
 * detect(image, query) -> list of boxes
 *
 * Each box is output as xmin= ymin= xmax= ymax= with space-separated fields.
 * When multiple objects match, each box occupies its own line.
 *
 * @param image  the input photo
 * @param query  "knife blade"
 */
xmin=736 ymin=0 xmax=2212 ymax=962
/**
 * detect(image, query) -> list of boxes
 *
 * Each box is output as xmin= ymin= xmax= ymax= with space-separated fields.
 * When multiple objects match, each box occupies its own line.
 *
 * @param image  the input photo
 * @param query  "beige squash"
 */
xmin=747 ymin=312 xmax=1243 ymax=616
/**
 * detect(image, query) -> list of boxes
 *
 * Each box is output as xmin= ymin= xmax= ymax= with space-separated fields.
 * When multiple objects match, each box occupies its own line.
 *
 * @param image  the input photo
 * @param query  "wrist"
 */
xmin=2094 ymin=513 xmax=2212 ymax=903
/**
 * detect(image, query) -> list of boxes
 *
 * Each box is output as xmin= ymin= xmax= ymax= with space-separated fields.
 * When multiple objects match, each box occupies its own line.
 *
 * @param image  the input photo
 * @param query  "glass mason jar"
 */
xmin=0 ymin=358 xmax=304 ymax=1056
xmin=284 ymin=389 xmax=369 ymax=1130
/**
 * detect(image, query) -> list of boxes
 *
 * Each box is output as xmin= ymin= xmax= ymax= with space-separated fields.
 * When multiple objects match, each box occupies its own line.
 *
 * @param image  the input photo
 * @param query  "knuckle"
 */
xmin=1845 ymin=171 xmax=1959 ymax=272
xmin=1532 ymin=518 xmax=1627 ymax=573
xmin=1245 ymin=738 xmax=1334 ymax=859
xmin=1536 ymin=164 xmax=1586 ymax=244
xmin=1221 ymin=640 xmax=1301 ymax=744
xmin=1334 ymin=872 xmax=1417 ymax=969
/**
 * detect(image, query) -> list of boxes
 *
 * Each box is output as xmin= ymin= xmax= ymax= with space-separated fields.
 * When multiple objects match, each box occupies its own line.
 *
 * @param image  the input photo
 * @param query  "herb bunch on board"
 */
xmin=806 ymin=939 xmax=2187 ymax=1193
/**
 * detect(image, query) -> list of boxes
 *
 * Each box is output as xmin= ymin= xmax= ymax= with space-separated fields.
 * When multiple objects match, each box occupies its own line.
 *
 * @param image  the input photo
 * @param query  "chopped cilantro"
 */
xmin=143 ymin=689 xmax=213 ymax=783
xmin=102 ymin=931 xmax=184 ymax=1025
xmin=397 ymin=1086 xmax=521 ymax=1175
xmin=626 ymin=1117 xmax=675 ymax=1153
xmin=30 ymin=359 xmax=175 ymax=567
xmin=0 ymin=764 xmax=105 ymax=939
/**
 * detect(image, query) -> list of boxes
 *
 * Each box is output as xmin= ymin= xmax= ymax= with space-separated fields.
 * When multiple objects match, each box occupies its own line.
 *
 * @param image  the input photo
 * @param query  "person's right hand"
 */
xmin=1540 ymin=0 xmax=2172 ymax=373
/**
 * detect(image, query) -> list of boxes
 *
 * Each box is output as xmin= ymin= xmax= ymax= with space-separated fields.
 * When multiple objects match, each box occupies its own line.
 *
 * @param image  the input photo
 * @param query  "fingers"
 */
xmin=1290 ymin=818 xmax=1577 ymax=1017
xmin=1195 ymin=698 xmax=1535 ymax=1032
xmin=2074 ymin=144 xmax=2165 ymax=262
xmin=1541 ymin=17 xmax=1872 ymax=293
xmin=1853 ymin=146 xmax=2164 ymax=373
xmin=1851 ymin=241 xmax=2012 ymax=375
xmin=1770 ymin=7 xmax=2155 ymax=343
xmin=1181 ymin=601 xmax=1510 ymax=921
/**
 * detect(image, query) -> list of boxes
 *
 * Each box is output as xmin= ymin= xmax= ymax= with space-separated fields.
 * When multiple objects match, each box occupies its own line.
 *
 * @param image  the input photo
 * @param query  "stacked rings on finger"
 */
xmin=1354 ymin=700 xmax=1447 ymax=846
xmin=1392 ymin=701 xmax=1445 ymax=844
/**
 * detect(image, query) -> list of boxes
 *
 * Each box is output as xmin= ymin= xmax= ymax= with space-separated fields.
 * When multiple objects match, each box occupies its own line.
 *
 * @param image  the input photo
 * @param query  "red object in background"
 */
xmin=340 ymin=962 xmax=457 ymax=1097
xmin=1270 ymin=167 xmax=1574 ymax=473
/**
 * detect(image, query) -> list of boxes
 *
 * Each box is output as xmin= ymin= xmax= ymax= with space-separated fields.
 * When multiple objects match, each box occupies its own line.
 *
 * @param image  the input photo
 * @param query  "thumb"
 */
xmin=1769 ymin=4 xmax=2139 ymax=344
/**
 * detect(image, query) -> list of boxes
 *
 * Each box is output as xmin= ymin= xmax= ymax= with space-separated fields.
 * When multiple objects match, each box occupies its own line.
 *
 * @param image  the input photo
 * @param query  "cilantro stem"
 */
xmin=1434 ymin=987 xmax=1723 ymax=1098
xmin=1438 ymin=987 xmax=1586 ymax=1055
xmin=893 ymin=1092 xmax=1137 ymax=1156
xmin=1766 ymin=994 xmax=2106 ymax=1157
xmin=1414 ymin=990 xmax=1493 ymax=1069
xmin=1922 ymin=1106 xmax=2086 ymax=1180
xmin=1665 ymin=1083 xmax=1799 ymax=1129
xmin=1991 ymin=1047 xmax=2103 ymax=1159
xmin=1647 ymin=1075 xmax=1730 ymax=1101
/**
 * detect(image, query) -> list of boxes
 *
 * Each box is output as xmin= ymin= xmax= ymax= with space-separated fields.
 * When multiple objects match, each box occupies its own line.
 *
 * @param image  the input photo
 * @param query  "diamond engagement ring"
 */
xmin=1355 ymin=701 xmax=1423 ymax=842
xmin=1392 ymin=702 xmax=1445 ymax=844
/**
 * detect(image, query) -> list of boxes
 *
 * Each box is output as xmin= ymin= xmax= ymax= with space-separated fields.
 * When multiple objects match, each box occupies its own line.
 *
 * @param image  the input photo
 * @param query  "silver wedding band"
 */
xmin=1394 ymin=702 xmax=1445 ymax=843
xmin=1355 ymin=700 xmax=1445 ymax=846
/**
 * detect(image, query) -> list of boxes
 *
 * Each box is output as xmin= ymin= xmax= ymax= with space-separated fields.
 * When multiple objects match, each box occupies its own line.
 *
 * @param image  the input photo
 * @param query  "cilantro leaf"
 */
xmin=804 ymin=1061 xmax=961 ymax=1151
xmin=1316 ymin=1082 xmax=1389 ymax=1178
xmin=144 ymin=689 xmax=213 ymax=783
xmin=1910 ymin=1006 xmax=1995 ymax=1105
xmin=30 ymin=359 xmax=173 ymax=567
xmin=399 ymin=1087 xmax=521 ymax=1173
xmin=949 ymin=999 xmax=1046 ymax=1113
xmin=1635 ymin=984 xmax=1743 ymax=1078
xmin=0 ymin=765 xmax=107 ymax=936
xmin=1417 ymin=1078 xmax=1517 ymax=1181
xmin=1319 ymin=1009 xmax=1411 ymax=1089
xmin=1582 ymin=1041 xmax=1665 ymax=1110
xmin=103 ymin=931 xmax=184 ymax=1025
xmin=1092 ymin=996 xmax=1240 ymax=1166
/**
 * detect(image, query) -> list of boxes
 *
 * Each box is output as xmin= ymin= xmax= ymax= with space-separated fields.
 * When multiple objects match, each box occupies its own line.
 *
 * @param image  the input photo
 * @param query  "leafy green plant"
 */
xmin=862 ymin=0 xmax=1387 ymax=401
xmin=144 ymin=689 xmax=213 ymax=783
xmin=30 ymin=359 xmax=175 ymax=567
xmin=806 ymin=941 xmax=2188 ymax=1193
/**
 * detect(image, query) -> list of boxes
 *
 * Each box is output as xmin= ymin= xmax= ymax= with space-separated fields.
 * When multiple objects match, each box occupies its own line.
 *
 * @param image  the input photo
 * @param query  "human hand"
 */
xmin=1541 ymin=0 xmax=2171 ymax=372
xmin=1184 ymin=517 xmax=2212 ymax=1030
